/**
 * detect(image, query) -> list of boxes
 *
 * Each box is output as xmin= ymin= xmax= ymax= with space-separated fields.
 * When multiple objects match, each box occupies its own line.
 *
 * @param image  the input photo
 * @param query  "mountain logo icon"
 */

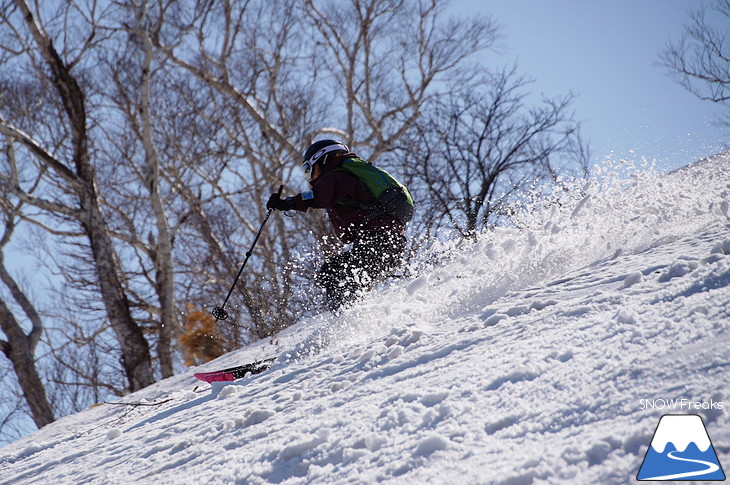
xmin=637 ymin=414 xmax=726 ymax=481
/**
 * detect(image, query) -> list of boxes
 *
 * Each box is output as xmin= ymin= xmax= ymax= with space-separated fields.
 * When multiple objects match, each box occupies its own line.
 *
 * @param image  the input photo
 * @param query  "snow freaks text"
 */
xmin=639 ymin=398 xmax=724 ymax=411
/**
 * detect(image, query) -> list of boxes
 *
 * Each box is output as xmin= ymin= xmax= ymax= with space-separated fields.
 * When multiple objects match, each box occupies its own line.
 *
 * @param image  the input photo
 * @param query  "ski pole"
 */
xmin=212 ymin=185 xmax=284 ymax=322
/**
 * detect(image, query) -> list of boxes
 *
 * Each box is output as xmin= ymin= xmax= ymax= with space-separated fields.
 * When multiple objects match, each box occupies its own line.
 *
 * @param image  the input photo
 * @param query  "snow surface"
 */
xmin=1 ymin=155 xmax=729 ymax=484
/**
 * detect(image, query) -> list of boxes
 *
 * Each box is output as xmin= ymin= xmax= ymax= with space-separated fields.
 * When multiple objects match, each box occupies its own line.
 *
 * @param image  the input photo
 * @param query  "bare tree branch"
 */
xmin=661 ymin=0 xmax=730 ymax=124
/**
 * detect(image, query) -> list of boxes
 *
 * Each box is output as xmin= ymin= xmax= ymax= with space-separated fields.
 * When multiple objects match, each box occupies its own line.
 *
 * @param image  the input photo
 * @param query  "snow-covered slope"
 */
xmin=1 ymin=155 xmax=729 ymax=485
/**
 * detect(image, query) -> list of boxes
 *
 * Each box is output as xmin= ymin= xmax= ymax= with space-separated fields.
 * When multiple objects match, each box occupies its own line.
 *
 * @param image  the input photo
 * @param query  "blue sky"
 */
xmin=456 ymin=0 xmax=728 ymax=172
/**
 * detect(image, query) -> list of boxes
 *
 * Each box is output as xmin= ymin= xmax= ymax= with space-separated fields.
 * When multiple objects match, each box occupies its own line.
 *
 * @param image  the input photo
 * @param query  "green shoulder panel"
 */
xmin=338 ymin=158 xmax=413 ymax=206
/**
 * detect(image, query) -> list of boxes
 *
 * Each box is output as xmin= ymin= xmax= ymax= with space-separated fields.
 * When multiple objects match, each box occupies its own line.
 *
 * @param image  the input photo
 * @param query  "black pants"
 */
xmin=316 ymin=231 xmax=406 ymax=311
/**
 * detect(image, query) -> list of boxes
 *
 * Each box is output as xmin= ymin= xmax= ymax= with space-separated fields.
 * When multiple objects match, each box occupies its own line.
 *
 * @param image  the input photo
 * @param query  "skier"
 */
xmin=266 ymin=139 xmax=412 ymax=311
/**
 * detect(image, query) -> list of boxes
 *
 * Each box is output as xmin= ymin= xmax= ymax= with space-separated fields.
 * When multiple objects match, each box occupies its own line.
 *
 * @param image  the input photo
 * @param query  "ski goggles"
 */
xmin=302 ymin=143 xmax=349 ymax=180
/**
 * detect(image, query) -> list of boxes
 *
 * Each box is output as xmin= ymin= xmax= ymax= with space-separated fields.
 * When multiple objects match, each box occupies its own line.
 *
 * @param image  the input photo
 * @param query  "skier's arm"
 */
xmin=275 ymin=172 xmax=354 ymax=212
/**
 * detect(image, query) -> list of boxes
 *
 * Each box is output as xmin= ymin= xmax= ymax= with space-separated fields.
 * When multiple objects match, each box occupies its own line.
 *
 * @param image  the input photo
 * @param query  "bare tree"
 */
xmin=132 ymin=3 xmax=177 ymax=378
xmin=0 ymin=0 xmax=154 ymax=391
xmin=302 ymin=0 xmax=499 ymax=158
xmin=405 ymin=67 xmax=589 ymax=240
xmin=661 ymin=0 xmax=730 ymax=125
xmin=83 ymin=1 xmax=182 ymax=378
xmin=0 ymin=192 xmax=54 ymax=429
xmin=136 ymin=0 xmax=311 ymax=341
xmin=0 ymin=298 xmax=51 ymax=428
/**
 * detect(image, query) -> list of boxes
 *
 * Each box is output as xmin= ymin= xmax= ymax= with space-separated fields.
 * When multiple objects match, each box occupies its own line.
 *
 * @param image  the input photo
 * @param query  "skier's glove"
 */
xmin=266 ymin=193 xmax=293 ymax=211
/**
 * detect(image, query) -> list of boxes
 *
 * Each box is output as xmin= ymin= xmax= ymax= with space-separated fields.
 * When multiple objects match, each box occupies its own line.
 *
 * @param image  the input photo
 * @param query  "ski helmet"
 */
xmin=302 ymin=139 xmax=349 ymax=180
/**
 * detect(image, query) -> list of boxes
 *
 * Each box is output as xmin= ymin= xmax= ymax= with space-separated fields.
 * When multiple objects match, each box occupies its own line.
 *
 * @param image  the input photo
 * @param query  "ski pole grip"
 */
xmin=266 ymin=185 xmax=285 ymax=215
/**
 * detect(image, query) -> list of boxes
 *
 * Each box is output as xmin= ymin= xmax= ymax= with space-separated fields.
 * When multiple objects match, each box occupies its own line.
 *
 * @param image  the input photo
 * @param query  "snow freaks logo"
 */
xmin=637 ymin=414 xmax=726 ymax=481
xmin=640 ymin=398 xmax=724 ymax=411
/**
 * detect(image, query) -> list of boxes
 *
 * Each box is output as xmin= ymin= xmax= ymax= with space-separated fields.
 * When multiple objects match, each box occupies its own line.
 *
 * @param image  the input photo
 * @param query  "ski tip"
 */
xmin=194 ymin=372 xmax=235 ymax=384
